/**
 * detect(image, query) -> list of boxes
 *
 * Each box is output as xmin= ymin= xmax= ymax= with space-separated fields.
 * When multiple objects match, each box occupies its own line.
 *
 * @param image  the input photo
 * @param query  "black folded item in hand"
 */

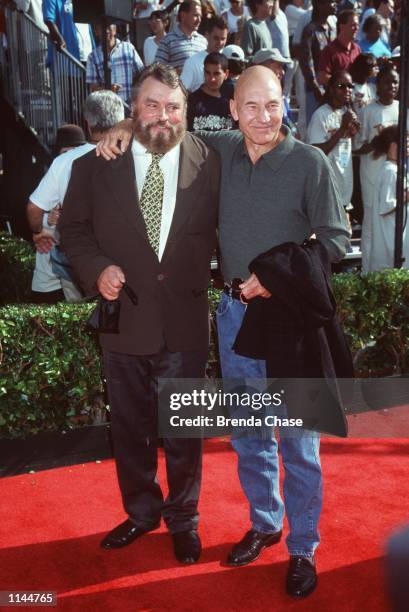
xmin=87 ymin=282 xmax=138 ymax=334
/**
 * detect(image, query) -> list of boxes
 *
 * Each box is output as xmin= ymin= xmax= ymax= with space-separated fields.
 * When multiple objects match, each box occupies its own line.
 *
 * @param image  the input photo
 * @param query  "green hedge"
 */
xmin=0 ymin=303 xmax=104 ymax=438
xmin=333 ymin=269 xmax=409 ymax=376
xmin=0 ymin=232 xmax=35 ymax=305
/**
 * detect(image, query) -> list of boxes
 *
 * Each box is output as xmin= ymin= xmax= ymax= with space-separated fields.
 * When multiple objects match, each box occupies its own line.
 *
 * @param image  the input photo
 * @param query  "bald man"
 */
xmin=95 ymin=66 xmax=350 ymax=598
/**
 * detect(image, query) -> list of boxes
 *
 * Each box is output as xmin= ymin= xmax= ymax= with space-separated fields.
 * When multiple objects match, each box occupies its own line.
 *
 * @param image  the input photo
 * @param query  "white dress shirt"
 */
xmin=132 ymin=139 xmax=180 ymax=261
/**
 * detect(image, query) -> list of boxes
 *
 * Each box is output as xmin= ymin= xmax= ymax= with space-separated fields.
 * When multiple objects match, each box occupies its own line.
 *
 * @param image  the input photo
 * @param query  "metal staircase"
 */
xmin=0 ymin=7 xmax=89 ymax=150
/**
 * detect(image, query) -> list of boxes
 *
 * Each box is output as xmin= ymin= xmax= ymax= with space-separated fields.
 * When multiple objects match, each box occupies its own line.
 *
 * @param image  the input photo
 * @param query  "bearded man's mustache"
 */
xmin=132 ymin=114 xmax=186 ymax=154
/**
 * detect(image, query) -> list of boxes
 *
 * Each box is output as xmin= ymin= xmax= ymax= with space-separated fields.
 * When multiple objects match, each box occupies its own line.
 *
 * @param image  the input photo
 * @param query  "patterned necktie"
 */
xmin=139 ymin=153 xmax=164 ymax=255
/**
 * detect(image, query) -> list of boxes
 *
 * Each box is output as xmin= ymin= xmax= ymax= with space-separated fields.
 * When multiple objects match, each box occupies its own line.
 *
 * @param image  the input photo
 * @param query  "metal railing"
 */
xmin=1 ymin=7 xmax=89 ymax=148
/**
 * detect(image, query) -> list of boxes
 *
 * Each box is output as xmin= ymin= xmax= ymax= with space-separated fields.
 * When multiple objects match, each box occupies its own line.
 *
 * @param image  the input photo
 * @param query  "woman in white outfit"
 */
xmin=368 ymin=125 xmax=409 ymax=272
xmin=353 ymin=65 xmax=399 ymax=273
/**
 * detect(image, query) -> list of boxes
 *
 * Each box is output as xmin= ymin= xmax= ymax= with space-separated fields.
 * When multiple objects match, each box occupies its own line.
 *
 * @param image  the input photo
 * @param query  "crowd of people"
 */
xmin=5 ymin=0 xmax=403 ymax=299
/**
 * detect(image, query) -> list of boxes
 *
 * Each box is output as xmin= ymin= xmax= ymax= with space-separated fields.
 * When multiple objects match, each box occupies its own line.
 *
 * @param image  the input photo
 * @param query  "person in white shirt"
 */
xmin=15 ymin=0 xmax=48 ymax=32
xmin=214 ymin=0 xmax=231 ymax=13
xmin=143 ymin=10 xmax=169 ymax=65
xmin=26 ymin=91 xmax=125 ymax=302
xmin=307 ymin=70 xmax=360 ymax=214
xmin=353 ymin=65 xmax=399 ymax=273
xmin=367 ymin=124 xmax=408 ymax=272
xmin=75 ymin=23 xmax=94 ymax=63
xmin=181 ymin=16 xmax=228 ymax=92
xmin=133 ymin=0 xmax=160 ymax=54
xmin=349 ymin=52 xmax=377 ymax=114
xmin=285 ymin=0 xmax=306 ymax=38
xmin=221 ymin=0 xmax=250 ymax=44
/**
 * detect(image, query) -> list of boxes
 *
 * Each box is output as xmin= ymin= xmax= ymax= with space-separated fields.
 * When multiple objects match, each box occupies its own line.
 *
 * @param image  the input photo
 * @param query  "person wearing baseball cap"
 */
xmin=252 ymin=48 xmax=297 ymax=134
xmin=222 ymin=44 xmax=246 ymax=62
xmin=222 ymin=45 xmax=247 ymax=95
xmin=252 ymin=47 xmax=293 ymax=80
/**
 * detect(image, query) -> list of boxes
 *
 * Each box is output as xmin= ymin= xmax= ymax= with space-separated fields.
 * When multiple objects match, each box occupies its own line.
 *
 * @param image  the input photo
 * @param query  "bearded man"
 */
xmin=58 ymin=64 xmax=220 ymax=564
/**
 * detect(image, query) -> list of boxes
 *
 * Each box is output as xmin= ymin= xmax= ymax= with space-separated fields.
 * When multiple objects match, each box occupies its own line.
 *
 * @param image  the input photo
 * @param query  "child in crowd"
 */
xmin=367 ymin=125 xmax=409 ymax=272
xmin=353 ymin=65 xmax=399 ymax=272
xmin=349 ymin=52 xmax=377 ymax=114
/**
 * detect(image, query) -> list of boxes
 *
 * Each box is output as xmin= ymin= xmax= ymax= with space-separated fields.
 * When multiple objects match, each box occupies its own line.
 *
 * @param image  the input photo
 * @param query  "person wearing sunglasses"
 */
xmin=307 ymin=70 xmax=360 ymax=216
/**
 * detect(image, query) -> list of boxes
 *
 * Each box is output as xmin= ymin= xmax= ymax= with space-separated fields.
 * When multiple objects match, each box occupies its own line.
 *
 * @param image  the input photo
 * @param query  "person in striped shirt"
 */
xmin=155 ymin=0 xmax=207 ymax=72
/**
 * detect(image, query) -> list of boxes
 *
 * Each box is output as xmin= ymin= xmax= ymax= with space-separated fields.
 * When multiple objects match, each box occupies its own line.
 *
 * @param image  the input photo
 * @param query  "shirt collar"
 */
xmin=132 ymin=138 xmax=180 ymax=163
xmin=175 ymin=25 xmax=200 ymax=40
xmin=98 ymin=38 xmax=120 ymax=54
xmin=236 ymin=125 xmax=295 ymax=172
xmin=334 ymin=38 xmax=356 ymax=52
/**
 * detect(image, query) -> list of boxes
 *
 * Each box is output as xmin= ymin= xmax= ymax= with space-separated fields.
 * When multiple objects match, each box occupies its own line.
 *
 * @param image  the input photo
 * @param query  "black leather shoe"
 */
xmin=286 ymin=556 xmax=317 ymax=598
xmin=227 ymin=529 xmax=282 ymax=566
xmin=100 ymin=519 xmax=160 ymax=549
xmin=172 ymin=530 xmax=201 ymax=564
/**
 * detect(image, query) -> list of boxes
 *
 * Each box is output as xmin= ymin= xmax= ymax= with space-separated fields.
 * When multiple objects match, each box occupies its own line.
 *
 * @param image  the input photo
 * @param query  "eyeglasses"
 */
xmin=335 ymin=83 xmax=354 ymax=90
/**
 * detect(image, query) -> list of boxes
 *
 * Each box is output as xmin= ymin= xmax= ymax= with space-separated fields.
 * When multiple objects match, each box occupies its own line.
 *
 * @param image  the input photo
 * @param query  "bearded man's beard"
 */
xmin=132 ymin=115 xmax=186 ymax=154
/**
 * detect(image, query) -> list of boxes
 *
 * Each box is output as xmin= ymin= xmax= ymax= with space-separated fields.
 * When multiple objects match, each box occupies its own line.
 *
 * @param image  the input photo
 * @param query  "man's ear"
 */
xmin=223 ymin=69 xmax=229 ymax=82
xmin=230 ymin=97 xmax=238 ymax=121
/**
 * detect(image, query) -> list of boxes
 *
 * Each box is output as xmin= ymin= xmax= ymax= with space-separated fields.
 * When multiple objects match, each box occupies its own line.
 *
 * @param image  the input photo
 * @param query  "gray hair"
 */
xmin=83 ymin=90 xmax=125 ymax=132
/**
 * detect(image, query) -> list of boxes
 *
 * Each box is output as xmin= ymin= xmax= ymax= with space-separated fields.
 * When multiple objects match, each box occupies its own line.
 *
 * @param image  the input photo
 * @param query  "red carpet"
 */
xmin=1 ymin=437 xmax=409 ymax=611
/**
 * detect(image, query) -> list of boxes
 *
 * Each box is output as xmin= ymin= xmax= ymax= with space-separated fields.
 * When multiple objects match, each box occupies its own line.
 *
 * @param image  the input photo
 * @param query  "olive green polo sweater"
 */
xmin=198 ymin=127 xmax=350 ymax=281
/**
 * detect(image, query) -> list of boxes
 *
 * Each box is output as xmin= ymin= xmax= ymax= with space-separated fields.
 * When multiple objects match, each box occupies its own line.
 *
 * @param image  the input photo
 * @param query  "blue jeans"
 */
xmin=216 ymin=292 xmax=322 ymax=557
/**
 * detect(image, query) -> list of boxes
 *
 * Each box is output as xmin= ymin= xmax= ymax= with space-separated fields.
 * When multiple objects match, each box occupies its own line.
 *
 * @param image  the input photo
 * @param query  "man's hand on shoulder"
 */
xmin=97 ymin=265 xmax=126 ymax=300
xmin=240 ymin=273 xmax=271 ymax=301
xmin=96 ymin=119 xmax=133 ymax=160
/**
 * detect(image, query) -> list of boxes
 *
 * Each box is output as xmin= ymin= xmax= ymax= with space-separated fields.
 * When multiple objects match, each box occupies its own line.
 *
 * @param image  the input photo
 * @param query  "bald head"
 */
xmin=230 ymin=65 xmax=284 ymax=157
xmin=234 ymin=65 xmax=282 ymax=102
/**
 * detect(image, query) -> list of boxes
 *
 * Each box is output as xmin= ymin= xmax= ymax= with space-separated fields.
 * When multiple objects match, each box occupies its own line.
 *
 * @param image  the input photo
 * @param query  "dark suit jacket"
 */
xmin=59 ymin=132 xmax=220 ymax=355
xmin=233 ymin=240 xmax=353 ymax=437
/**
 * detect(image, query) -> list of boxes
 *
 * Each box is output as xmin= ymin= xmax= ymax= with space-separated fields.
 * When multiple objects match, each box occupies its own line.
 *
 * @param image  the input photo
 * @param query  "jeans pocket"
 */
xmin=216 ymin=294 xmax=231 ymax=318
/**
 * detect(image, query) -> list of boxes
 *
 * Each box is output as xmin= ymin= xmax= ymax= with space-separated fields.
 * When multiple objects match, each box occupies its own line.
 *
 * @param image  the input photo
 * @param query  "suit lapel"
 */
xmin=101 ymin=140 xmax=149 ymax=243
xmin=162 ymin=134 xmax=203 ymax=260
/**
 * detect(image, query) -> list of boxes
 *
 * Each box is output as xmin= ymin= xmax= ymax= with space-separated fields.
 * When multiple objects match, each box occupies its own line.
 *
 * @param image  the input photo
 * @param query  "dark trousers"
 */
xmin=103 ymin=344 xmax=207 ymax=534
xmin=31 ymin=289 xmax=65 ymax=304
